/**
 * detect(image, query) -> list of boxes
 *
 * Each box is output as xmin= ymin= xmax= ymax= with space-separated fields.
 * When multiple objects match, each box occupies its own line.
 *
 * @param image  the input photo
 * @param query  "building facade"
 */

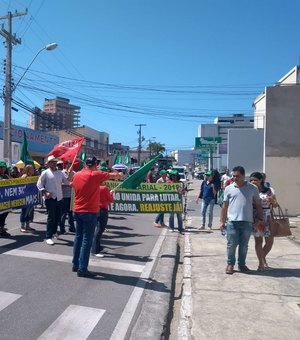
xmin=0 ymin=121 xmax=59 ymax=164
xmin=50 ymin=126 xmax=109 ymax=161
xmin=30 ymin=97 xmax=80 ymax=131
xmin=253 ymin=66 xmax=300 ymax=215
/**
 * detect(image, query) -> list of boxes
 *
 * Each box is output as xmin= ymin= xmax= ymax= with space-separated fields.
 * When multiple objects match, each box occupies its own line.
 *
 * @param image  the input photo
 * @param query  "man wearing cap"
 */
xmin=196 ymin=170 xmax=216 ymax=230
xmin=153 ymin=169 xmax=169 ymax=228
xmin=37 ymin=155 xmax=70 ymax=245
xmin=72 ymin=156 xmax=122 ymax=278
xmin=0 ymin=161 xmax=11 ymax=237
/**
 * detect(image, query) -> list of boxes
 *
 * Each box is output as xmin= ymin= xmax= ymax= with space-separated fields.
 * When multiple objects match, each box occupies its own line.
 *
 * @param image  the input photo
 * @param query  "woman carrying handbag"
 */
xmin=249 ymin=172 xmax=278 ymax=271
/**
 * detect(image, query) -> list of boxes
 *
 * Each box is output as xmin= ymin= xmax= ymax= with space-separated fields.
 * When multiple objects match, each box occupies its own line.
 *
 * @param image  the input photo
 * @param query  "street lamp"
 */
xmin=3 ymin=42 xmax=58 ymax=165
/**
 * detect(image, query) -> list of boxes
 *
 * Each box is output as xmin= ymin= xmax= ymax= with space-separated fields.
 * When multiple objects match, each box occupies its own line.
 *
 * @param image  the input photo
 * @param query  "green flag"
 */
xmin=125 ymin=151 xmax=130 ymax=165
xmin=20 ymin=131 xmax=34 ymax=166
xmin=120 ymin=154 xmax=162 ymax=189
xmin=113 ymin=152 xmax=122 ymax=165
xmin=77 ymin=151 xmax=86 ymax=171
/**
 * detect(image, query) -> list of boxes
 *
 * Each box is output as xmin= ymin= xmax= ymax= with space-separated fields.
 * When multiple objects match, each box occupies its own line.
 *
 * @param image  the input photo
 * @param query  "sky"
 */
xmin=0 ymin=0 xmax=299 ymax=153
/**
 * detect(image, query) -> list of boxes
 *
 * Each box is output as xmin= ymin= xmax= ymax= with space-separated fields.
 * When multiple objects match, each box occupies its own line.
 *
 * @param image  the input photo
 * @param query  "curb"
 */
xmin=129 ymin=229 xmax=179 ymax=339
xmin=177 ymin=228 xmax=192 ymax=339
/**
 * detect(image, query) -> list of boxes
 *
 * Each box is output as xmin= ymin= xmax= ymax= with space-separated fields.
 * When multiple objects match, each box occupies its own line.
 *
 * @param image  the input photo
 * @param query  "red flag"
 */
xmin=48 ymin=137 xmax=84 ymax=159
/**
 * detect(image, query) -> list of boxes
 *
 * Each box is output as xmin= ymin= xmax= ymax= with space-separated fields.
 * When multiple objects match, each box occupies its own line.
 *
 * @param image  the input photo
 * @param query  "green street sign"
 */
xmin=195 ymin=137 xmax=222 ymax=149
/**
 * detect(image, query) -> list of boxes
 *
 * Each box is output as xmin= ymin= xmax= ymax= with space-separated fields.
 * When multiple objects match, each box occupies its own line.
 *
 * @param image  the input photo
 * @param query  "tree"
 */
xmin=147 ymin=142 xmax=165 ymax=156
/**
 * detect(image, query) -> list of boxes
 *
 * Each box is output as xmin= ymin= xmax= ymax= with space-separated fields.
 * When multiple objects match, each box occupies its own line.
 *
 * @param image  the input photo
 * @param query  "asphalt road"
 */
xmin=0 ymin=208 xmax=167 ymax=340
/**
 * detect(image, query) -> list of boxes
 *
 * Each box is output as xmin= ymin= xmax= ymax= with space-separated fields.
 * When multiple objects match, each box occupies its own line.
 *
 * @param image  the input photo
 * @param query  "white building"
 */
xmin=198 ymin=114 xmax=254 ymax=170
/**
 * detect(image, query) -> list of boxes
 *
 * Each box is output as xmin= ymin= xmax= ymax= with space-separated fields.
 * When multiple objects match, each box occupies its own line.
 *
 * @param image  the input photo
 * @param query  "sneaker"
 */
xmin=77 ymin=270 xmax=97 ymax=278
xmin=200 ymin=225 xmax=205 ymax=230
xmin=0 ymin=230 xmax=11 ymax=237
xmin=53 ymin=233 xmax=59 ymax=239
xmin=20 ymin=227 xmax=28 ymax=233
xmin=46 ymin=238 xmax=54 ymax=245
xmin=238 ymin=265 xmax=250 ymax=273
xmin=168 ymin=229 xmax=174 ymax=232
xmin=94 ymin=253 xmax=105 ymax=258
xmin=26 ymin=226 xmax=36 ymax=232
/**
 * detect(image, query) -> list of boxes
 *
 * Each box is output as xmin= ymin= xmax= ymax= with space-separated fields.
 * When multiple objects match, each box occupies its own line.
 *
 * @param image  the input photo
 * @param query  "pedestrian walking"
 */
xmin=72 ymin=156 xmax=122 ymax=278
xmin=196 ymin=170 xmax=216 ymax=230
xmin=249 ymin=172 xmax=278 ymax=271
xmin=220 ymin=166 xmax=263 ymax=274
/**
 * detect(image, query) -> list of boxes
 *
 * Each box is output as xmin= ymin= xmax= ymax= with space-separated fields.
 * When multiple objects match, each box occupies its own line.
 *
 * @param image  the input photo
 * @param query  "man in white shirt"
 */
xmin=221 ymin=169 xmax=231 ymax=189
xmin=37 ymin=156 xmax=69 ymax=245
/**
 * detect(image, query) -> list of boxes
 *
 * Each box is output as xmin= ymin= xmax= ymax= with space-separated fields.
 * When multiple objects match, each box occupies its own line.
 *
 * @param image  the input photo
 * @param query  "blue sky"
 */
xmin=0 ymin=0 xmax=299 ymax=152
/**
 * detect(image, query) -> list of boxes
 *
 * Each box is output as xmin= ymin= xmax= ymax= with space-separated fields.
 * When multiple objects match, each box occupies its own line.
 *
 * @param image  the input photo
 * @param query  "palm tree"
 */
xmin=148 ymin=142 xmax=165 ymax=157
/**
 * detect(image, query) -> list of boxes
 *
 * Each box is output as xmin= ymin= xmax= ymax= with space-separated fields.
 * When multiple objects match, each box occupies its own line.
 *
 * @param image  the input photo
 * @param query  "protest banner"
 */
xmin=0 ymin=176 xmax=39 ymax=213
xmin=105 ymin=181 xmax=182 ymax=192
xmin=109 ymin=190 xmax=183 ymax=214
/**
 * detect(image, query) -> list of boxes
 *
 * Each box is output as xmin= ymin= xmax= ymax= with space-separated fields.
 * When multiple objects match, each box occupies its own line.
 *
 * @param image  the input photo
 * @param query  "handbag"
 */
xmin=270 ymin=205 xmax=291 ymax=237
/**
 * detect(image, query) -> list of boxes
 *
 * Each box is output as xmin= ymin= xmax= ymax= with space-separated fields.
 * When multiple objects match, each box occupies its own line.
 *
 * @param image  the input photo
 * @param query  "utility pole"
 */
xmin=135 ymin=124 xmax=146 ymax=165
xmin=0 ymin=9 xmax=27 ymax=165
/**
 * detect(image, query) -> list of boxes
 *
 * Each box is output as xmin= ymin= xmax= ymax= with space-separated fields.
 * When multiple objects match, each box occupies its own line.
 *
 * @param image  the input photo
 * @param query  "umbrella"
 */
xmin=15 ymin=160 xmax=41 ymax=169
xmin=112 ymin=164 xmax=128 ymax=171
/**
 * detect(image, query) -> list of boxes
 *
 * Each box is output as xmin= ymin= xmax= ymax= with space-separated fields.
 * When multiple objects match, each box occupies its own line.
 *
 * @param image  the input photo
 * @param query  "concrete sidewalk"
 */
xmin=179 ymin=181 xmax=300 ymax=340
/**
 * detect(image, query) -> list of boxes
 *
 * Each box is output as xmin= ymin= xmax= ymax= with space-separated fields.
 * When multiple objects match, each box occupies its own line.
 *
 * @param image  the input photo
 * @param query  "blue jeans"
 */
xmin=72 ymin=212 xmax=98 ymax=272
xmin=226 ymin=221 xmax=253 ymax=266
xmin=155 ymin=213 xmax=165 ymax=224
xmin=60 ymin=197 xmax=74 ymax=230
xmin=169 ymin=213 xmax=183 ymax=231
xmin=91 ymin=208 xmax=108 ymax=255
xmin=201 ymin=199 xmax=215 ymax=228
xmin=20 ymin=206 xmax=34 ymax=224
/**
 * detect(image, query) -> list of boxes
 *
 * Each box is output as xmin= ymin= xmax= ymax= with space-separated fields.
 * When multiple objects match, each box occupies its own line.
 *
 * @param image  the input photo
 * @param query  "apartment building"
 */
xmin=30 ymin=97 xmax=80 ymax=131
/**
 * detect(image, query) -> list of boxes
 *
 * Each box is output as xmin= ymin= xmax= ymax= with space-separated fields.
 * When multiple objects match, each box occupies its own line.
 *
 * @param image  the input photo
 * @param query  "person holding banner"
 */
xmin=153 ymin=169 xmax=169 ymax=228
xmin=20 ymin=165 xmax=36 ymax=233
xmin=72 ymin=156 xmax=122 ymax=278
xmin=91 ymin=184 xmax=114 ymax=258
xmin=0 ymin=161 xmax=11 ymax=238
xmin=167 ymin=170 xmax=185 ymax=234
xmin=37 ymin=156 xmax=70 ymax=245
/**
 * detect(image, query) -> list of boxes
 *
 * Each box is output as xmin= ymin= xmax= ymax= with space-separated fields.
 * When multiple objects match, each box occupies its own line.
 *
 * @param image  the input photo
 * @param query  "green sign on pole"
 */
xmin=195 ymin=137 xmax=222 ymax=149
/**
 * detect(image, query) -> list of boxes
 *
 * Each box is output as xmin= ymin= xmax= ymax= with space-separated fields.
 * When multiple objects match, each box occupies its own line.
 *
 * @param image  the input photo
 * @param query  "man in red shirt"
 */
xmin=72 ymin=157 xmax=122 ymax=277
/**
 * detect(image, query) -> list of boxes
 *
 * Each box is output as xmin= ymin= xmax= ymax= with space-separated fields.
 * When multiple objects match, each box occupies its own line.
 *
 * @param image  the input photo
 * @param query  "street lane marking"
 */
xmin=38 ymin=304 xmax=105 ymax=340
xmin=3 ymin=249 xmax=144 ymax=273
xmin=0 ymin=291 xmax=22 ymax=312
xmin=110 ymin=228 xmax=167 ymax=340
